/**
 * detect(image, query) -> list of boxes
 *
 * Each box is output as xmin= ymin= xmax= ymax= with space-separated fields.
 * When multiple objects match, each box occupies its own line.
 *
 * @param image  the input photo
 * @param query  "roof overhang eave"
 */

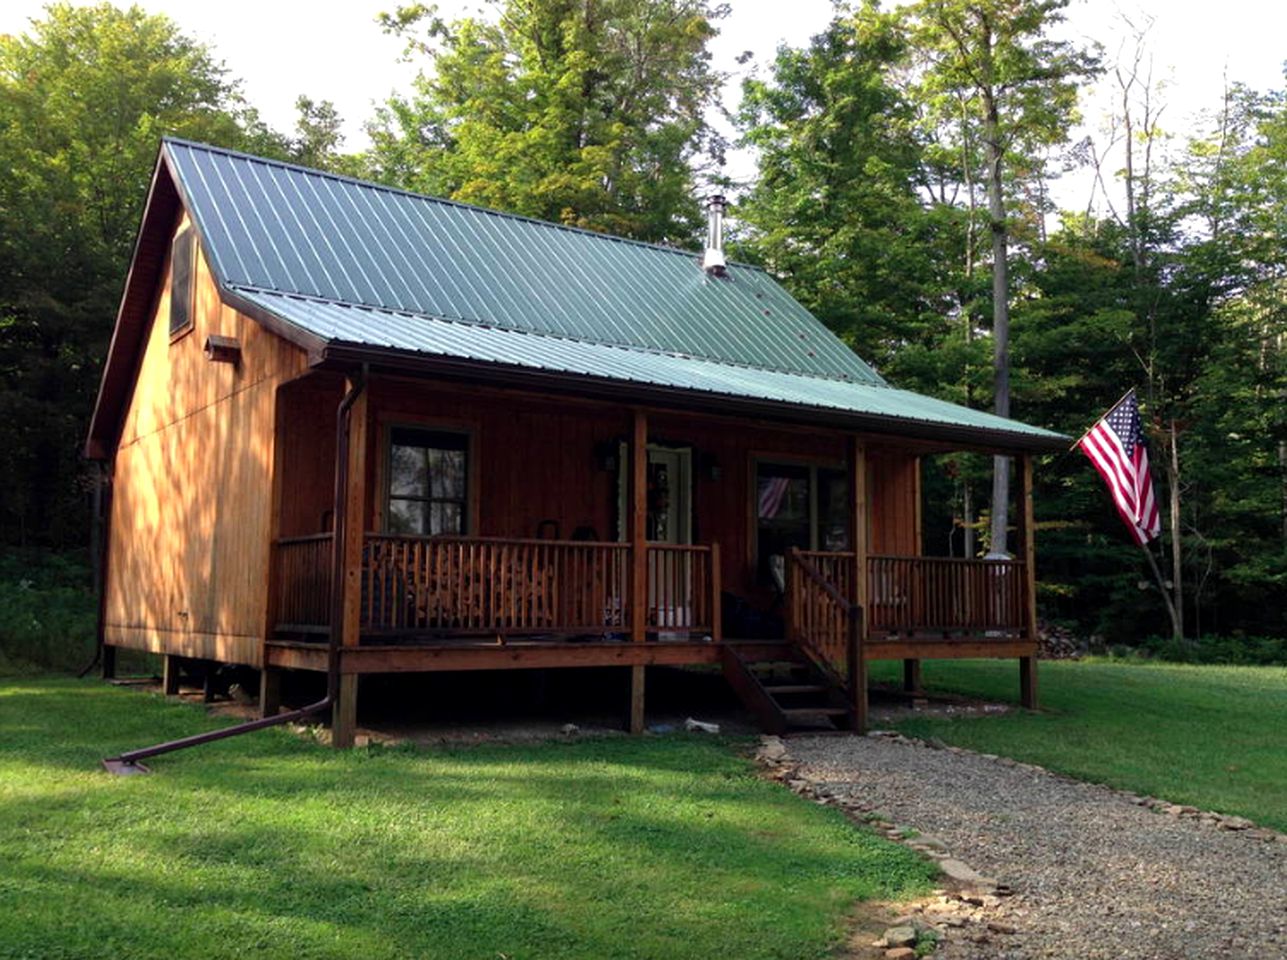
xmin=317 ymin=342 xmax=1070 ymax=455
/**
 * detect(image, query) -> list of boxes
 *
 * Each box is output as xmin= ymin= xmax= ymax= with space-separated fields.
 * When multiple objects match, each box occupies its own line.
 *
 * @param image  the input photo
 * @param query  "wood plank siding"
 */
xmin=103 ymin=212 xmax=309 ymax=666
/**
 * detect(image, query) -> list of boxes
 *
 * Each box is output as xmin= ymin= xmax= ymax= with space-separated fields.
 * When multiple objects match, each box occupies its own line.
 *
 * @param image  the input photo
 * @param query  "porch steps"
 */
xmin=720 ymin=645 xmax=853 ymax=734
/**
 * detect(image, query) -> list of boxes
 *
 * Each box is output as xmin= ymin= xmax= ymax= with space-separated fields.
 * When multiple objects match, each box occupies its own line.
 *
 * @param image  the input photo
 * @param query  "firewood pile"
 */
xmin=1037 ymin=621 xmax=1084 ymax=660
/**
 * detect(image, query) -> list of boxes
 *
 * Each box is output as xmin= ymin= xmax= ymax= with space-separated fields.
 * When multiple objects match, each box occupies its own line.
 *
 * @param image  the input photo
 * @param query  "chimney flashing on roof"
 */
xmin=702 ymin=195 xmax=729 ymax=278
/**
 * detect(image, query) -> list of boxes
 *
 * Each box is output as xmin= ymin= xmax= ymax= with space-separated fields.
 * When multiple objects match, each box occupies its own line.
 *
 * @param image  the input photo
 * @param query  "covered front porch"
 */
xmin=262 ymin=370 xmax=1040 ymax=744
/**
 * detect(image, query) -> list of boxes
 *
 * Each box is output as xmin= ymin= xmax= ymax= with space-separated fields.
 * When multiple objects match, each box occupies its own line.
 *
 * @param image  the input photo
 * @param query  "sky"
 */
xmin=3 ymin=0 xmax=1285 ymax=215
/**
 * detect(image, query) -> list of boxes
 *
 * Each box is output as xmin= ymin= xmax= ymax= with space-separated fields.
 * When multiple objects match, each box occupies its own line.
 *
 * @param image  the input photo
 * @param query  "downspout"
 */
xmin=102 ymin=370 xmax=368 ymax=774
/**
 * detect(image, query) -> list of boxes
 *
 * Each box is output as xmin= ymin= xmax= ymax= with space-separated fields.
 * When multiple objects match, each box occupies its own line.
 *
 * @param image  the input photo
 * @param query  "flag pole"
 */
xmin=1067 ymin=387 xmax=1137 ymax=452
xmin=1138 ymin=539 xmax=1183 ymax=641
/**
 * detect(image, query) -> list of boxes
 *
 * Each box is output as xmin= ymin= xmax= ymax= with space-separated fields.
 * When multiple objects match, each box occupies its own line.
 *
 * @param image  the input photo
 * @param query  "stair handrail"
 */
xmin=786 ymin=548 xmax=858 ymax=692
xmin=787 ymin=547 xmax=867 ymax=734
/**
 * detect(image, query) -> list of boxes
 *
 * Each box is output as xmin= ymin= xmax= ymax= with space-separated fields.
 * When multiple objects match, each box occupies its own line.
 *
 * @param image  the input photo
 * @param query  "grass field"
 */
xmin=869 ymin=658 xmax=1287 ymax=831
xmin=0 ymin=678 xmax=932 ymax=960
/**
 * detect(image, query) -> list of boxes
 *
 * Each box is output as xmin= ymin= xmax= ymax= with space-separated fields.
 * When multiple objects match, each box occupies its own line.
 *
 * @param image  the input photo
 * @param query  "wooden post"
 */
xmin=162 ymin=654 xmax=182 ymax=696
xmin=1018 ymin=453 xmax=1039 ymax=710
xmin=847 ymin=438 xmax=870 ymax=727
xmin=628 ymin=409 xmax=648 ymax=734
xmin=709 ymin=542 xmax=722 ymax=643
xmin=847 ymin=605 xmax=868 ymax=734
xmin=260 ymin=666 xmax=283 ymax=718
xmin=100 ymin=644 xmax=117 ymax=681
xmin=903 ymin=658 xmax=922 ymax=694
xmin=333 ymin=381 xmax=369 ymax=749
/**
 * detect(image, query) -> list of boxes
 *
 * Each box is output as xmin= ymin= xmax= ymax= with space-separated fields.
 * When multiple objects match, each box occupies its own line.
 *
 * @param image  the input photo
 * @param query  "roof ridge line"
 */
xmin=234 ymin=285 xmax=884 ymax=387
xmin=162 ymin=137 xmax=768 ymax=271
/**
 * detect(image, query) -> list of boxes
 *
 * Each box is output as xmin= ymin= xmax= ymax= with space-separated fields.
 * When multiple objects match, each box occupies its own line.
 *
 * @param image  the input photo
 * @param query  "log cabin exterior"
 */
xmin=86 ymin=139 xmax=1067 ymax=746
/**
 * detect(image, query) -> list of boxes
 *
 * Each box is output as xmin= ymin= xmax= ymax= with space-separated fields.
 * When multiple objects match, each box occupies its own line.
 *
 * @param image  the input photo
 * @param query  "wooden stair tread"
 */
xmin=780 ymin=706 xmax=849 ymax=718
xmin=762 ymin=683 xmax=828 ymax=694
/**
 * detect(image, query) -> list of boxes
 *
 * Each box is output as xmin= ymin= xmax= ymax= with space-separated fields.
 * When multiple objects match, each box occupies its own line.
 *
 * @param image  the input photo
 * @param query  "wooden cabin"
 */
xmin=85 ymin=139 xmax=1066 ymax=746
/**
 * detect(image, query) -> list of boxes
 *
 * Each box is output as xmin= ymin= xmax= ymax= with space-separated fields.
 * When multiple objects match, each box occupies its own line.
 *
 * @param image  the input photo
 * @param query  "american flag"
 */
xmin=1078 ymin=390 xmax=1161 ymax=546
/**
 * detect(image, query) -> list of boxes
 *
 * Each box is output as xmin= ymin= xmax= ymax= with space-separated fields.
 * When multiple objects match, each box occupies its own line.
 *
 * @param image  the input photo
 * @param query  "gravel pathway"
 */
xmin=786 ymin=734 xmax=1287 ymax=960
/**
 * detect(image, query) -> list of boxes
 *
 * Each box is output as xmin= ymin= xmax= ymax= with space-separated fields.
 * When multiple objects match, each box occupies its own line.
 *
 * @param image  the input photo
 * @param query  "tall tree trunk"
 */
xmin=1167 ymin=420 xmax=1184 ymax=640
xmin=984 ymin=94 xmax=1011 ymax=555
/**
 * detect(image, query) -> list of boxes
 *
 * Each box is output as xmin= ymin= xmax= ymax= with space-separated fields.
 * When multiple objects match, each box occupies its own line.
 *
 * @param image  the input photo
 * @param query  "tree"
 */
xmin=736 ymin=3 xmax=955 ymax=371
xmin=899 ymin=0 xmax=1099 ymax=555
xmin=366 ymin=0 xmax=728 ymax=243
xmin=0 ymin=3 xmax=286 ymax=547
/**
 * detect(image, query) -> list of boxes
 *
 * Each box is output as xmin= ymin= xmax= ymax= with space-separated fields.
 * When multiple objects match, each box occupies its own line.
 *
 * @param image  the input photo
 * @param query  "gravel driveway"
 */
xmin=785 ymin=734 xmax=1287 ymax=960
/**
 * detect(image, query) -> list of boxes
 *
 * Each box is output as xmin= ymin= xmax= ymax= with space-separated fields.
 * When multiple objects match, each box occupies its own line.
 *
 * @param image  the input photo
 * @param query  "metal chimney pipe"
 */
xmin=702 ymin=195 xmax=728 ymax=277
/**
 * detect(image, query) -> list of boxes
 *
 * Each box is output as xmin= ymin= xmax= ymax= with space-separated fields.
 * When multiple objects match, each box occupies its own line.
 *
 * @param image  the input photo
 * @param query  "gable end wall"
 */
xmin=103 ymin=210 xmax=309 ymax=667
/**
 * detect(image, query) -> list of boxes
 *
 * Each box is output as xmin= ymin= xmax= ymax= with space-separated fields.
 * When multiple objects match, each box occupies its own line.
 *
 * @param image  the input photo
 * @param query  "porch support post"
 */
xmin=333 ymin=380 xmax=369 ymax=748
xmin=260 ymin=667 xmax=283 ymax=718
xmin=100 ymin=644 xmax=117 ymax=681
xmin=1018 ymin=453 xmax=1039 ymax=710
xmin=847 ymin=437 xmax=869 ymax=731
xmin=628 ymin=409 xmax=648 ymax=734
xmin=903 ymin=659 xmax=922 ymax=694
xmin=162 ymin=654 xmax=182 ymax=696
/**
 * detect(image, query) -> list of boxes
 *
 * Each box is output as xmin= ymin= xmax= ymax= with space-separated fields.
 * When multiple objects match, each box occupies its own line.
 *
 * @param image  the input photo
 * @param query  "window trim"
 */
xmin=168 ymin=224 xmax=197 ymax=343
xmin=379 ymin=419 xmax=478 ymax=536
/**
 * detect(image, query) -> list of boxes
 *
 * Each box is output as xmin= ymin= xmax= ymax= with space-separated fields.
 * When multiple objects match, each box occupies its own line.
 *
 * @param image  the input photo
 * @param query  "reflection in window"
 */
xmin=756 ymin=462 xmax=849 ymax=583
xmin=387 ymin=428 xmax=468 ymax=535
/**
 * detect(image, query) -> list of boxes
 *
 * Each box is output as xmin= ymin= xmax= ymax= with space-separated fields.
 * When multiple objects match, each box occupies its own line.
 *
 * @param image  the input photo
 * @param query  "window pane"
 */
xmin=170 ymin=228 xmax=193 ymax=335
xmin=429 ymin=448 xmax=466 ymax=500
xmin=757 ymin=463 xmax=811 ymax=584
xmin=388 ymin=498 xmax=427 ymax=535
xmin=389 ymin=444 xmax=429 ymax=497
xmin=430 ymin=502 xmax=463 ymax=535
xmin=817 ymin=468 xmax=850 ymax=551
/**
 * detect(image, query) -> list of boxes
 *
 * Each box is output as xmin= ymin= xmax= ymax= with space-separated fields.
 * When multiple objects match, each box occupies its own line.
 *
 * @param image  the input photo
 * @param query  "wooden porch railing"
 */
xmin=867 ymin=555 xmax=1026 ymax=635
xmin=361 ymin=534 xmax=631 ymax=637
xmin=274 ymin=533 xmax=721 ymax=640
xmin=274 ymin=533 xmax=334 ymax=632
xmin=785 ymin=548 xmax=863 ymax=728
xmin=646 ymin=543 xmax=718 ymax=635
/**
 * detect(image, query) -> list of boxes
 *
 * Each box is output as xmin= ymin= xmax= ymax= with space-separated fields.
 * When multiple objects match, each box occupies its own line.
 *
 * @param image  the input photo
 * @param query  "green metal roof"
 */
xmin=160 ymin=138 xmax=1066 ymax=449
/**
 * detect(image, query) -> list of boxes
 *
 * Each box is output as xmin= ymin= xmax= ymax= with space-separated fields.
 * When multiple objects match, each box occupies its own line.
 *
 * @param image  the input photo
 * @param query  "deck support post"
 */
xmin=847 ymin=438 xmax=869 ymax=730
xmin=1018 ymin=453 xmax=1039 ymax=710
xmin=903 ymin=659 xmax=922 ymax=694
xmin=162 ymin=654 xmax=182 ymax=696
xmin=100 ymin=644 xmax=117 ymax=681
xmin=847 ymin=605 xmax=868 ymax=734
xmin=628 ymin=409 xmax=648 ymax=734
xmin=260 ymin=666 xmax=283 ymax=718
xmin=333 ymin=378 xmax=369 ymax=749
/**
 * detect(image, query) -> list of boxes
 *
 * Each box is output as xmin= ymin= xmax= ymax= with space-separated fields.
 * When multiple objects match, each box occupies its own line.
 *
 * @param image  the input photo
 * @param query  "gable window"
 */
xmin=386 ymin=427 xmax=469 ymax=535
xmin=169 ymin=226 xmax=196 ymax=338
xmin=755 ymin=461 xmax=849 ymax=584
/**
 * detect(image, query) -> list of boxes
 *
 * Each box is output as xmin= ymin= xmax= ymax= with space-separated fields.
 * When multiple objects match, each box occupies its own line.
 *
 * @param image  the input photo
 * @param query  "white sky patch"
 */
xmin=3 ymin=0 xmax=1283 ymax=217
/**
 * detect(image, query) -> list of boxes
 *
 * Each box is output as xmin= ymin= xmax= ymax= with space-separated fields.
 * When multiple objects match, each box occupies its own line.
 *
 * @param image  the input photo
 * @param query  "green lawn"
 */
xmin=870 ymin=658 xmax=1287 ymax=831
xmin=0 ymin=678 xmax=932 ymax=960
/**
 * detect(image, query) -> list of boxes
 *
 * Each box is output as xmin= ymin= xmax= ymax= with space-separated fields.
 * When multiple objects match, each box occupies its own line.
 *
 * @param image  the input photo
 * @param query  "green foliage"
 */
xmin=1126 ymin=635 xmax=1287 ymax=667
xmin=0 ymin=3 xmax=290 ymax=548
xmin=0 ymin=550 xmax=96 ymax=674
xmin=0 ymin=679 xmax=934 ymax=959
xmin=872 ymin=658 xmax=1287 ymax=830
xmin=367 ymin=0 xmax=727 ymax=243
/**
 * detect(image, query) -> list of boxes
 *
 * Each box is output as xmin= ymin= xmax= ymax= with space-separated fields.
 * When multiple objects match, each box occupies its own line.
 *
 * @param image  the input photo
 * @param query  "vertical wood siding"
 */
xmin=104 ymin=211 xmax=308 ymax=666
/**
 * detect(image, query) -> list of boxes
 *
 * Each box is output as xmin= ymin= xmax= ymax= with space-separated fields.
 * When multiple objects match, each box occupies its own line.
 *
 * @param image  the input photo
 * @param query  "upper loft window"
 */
xmin=169 ymin=226 xmax=195 ymax=338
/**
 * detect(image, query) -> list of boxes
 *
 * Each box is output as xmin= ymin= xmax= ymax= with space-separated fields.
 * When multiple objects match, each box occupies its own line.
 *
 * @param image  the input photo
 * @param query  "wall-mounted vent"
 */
xmin=702 ymin=195 xmax=728 ymax=278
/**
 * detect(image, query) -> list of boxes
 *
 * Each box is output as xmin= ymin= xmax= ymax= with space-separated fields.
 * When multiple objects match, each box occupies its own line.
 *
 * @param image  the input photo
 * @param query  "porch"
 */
xmin=262 ymin=371 xmax=1041 ymax=745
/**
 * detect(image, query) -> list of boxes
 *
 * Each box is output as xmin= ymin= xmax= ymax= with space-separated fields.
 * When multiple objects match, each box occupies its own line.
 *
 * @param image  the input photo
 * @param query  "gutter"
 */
xmin=102 ymin=370 xmax=367 ymax=774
